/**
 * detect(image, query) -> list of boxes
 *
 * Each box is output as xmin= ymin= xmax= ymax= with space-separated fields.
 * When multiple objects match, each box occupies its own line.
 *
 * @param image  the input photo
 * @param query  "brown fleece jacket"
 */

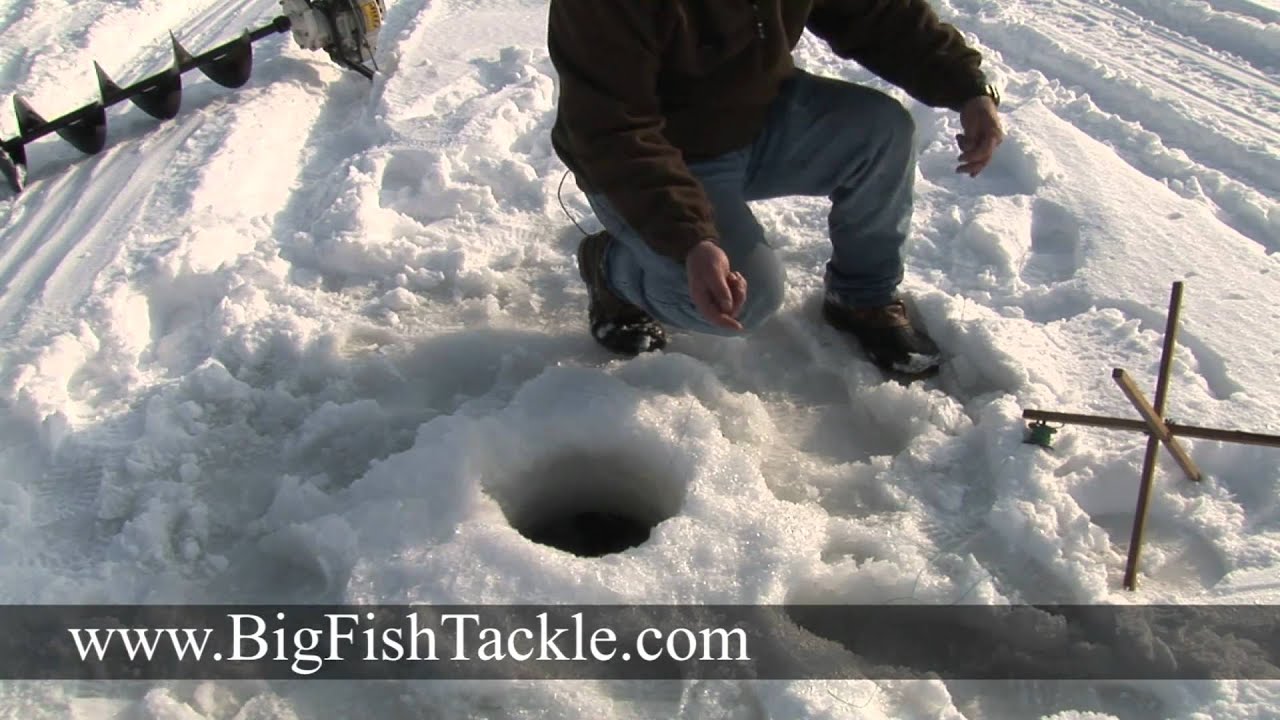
xmin=548 ymin=0 xmax=989 ymax=262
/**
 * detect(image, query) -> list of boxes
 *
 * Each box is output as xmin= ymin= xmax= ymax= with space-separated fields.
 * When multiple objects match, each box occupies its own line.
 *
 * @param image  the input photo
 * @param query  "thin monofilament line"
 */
xmin=557 ymin=169 xmax=590 ymax=237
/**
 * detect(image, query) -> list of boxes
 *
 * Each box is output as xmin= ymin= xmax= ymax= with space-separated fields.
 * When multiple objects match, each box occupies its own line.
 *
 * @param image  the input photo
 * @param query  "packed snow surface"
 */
xmin=0 ymin=0 xmax=1277 ymax=717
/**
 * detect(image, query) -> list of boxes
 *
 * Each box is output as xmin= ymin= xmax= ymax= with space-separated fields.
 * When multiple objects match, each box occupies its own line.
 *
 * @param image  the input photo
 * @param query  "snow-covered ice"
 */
xmin=0 ymin=0 xmax=1278 ymax=717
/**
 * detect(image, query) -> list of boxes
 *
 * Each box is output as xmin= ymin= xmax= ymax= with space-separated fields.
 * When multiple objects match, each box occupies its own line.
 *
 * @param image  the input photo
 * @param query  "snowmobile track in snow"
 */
xmin=960 ymin=0 xmax=1280 ymax=198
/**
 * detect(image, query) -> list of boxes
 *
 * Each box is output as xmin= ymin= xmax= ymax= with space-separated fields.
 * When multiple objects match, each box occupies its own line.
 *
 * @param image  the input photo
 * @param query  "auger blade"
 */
xmin=0 ymin=16 xmax=295 ymax=189
xmin=13 ymin=95 xmax=46 ymax=136
xmin=171 ymin=33 xmax=196 ymax=68
xmin=56 ymin=105 xmax=107 ymax=155
xmin=94 ymin=62 xmax=123 ymax=99
xmin=103 ymin=60 xmax=184 ymax=120
xmin=0 ymin=143 xmax=25 ymax=193
xmin=196 ymin=33 xmax=253 ymax=89
xmin=135 ymin=72 xmax=183 ymax=120
xmin=14 ymin=94 xmax=108 ymax=155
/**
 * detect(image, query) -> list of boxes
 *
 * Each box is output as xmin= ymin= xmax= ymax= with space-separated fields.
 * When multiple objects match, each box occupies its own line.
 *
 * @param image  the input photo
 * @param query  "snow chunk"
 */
xmin=140 ymin=689 xmax=205 ymax=720
xmin=380 ymin=287 xmax=421 ymax=312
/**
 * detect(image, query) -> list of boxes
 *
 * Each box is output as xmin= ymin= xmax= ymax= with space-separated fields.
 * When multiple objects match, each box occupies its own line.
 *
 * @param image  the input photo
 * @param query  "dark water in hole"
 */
xmin=520 ymin=510 xmax=653 ymax=557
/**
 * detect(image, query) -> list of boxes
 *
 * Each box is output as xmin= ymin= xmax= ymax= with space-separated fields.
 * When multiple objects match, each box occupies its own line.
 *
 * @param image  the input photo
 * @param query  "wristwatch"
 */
xmin=979 ymin=83 xmax=1001 ymax=107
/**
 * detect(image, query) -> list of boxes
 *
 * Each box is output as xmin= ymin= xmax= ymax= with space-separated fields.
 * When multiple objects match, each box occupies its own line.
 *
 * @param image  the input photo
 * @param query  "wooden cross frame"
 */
xmin=1022 ymin=282 xmax=1280 ymax=591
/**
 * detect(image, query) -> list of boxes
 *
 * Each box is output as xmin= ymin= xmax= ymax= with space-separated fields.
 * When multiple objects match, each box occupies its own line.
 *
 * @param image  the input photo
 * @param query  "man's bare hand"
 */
xmin=956 ymin=95 xmax=1004 ymax=177
xmin=686 ymin=240 xmax=746 ymax=331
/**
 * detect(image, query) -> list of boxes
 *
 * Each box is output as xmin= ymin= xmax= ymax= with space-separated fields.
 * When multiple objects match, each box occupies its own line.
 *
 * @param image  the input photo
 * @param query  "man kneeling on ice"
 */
xmin=548 ymin=0 xmax=1003 ymax=379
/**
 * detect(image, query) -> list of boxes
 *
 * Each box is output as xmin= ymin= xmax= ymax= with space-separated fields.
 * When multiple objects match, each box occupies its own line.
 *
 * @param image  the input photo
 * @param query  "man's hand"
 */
xmin=956 ymin=95 xmax=1004 ymax=177
xmin=686 ymin=240 xmax=747 ymax=331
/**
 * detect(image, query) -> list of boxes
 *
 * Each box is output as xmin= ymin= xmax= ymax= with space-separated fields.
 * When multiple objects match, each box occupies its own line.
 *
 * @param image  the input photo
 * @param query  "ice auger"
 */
xmin=0 ymin=0 xmax=388 ymax=194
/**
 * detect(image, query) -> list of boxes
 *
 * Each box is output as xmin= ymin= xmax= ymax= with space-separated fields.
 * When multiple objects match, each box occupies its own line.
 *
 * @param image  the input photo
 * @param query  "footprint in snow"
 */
xmin=1020 ymin=198 xmax=1084 ymax=285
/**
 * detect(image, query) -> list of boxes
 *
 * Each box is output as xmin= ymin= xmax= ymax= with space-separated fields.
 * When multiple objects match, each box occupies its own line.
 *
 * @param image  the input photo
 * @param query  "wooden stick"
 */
xmin=1150 ymin=281 xmax=1183 ymax=418
xmin=1114 ymin=369 xmax=1202 ymax=482
xmin=1123 ymin=281 xmax=1186 ymax=591
xmin=1021 ymin=410 xmax=1280 ymax=448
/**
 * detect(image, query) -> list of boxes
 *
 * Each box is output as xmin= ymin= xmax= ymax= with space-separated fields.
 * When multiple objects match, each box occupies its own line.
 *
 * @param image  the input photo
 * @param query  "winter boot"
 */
xmin=576 ymin=231 xmax=667 ymax=355
xmin=822 ymin=296 xmax=941 ymax=379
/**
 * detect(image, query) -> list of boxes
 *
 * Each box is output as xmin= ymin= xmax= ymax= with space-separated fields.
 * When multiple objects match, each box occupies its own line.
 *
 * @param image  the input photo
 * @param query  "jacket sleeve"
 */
xmin=548 ymin=0 xmax=718 ymax=262
xmin=807 ymin=0 xmax=988 ymax=111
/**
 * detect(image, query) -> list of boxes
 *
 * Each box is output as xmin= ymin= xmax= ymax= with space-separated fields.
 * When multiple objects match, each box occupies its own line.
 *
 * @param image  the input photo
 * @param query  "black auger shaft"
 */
xmin=0 ymin=16 xmax=293 ymax=194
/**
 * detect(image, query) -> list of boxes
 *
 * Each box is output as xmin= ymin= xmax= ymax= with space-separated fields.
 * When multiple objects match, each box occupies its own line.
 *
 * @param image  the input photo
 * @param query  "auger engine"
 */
xmin=0 ymin=0 xmax=389 ymax=194
xmin=280 ymin=0 xmax=387 ymax=79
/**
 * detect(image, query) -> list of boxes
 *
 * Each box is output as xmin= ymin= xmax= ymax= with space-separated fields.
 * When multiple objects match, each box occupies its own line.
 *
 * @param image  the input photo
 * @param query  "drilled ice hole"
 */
xmin=490 ymin=449 xmax=686 ymax=557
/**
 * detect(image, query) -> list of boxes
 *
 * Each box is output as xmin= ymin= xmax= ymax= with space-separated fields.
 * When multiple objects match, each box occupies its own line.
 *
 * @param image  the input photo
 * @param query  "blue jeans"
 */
xmin=586 ymin=70 xmax=916 ymax=336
